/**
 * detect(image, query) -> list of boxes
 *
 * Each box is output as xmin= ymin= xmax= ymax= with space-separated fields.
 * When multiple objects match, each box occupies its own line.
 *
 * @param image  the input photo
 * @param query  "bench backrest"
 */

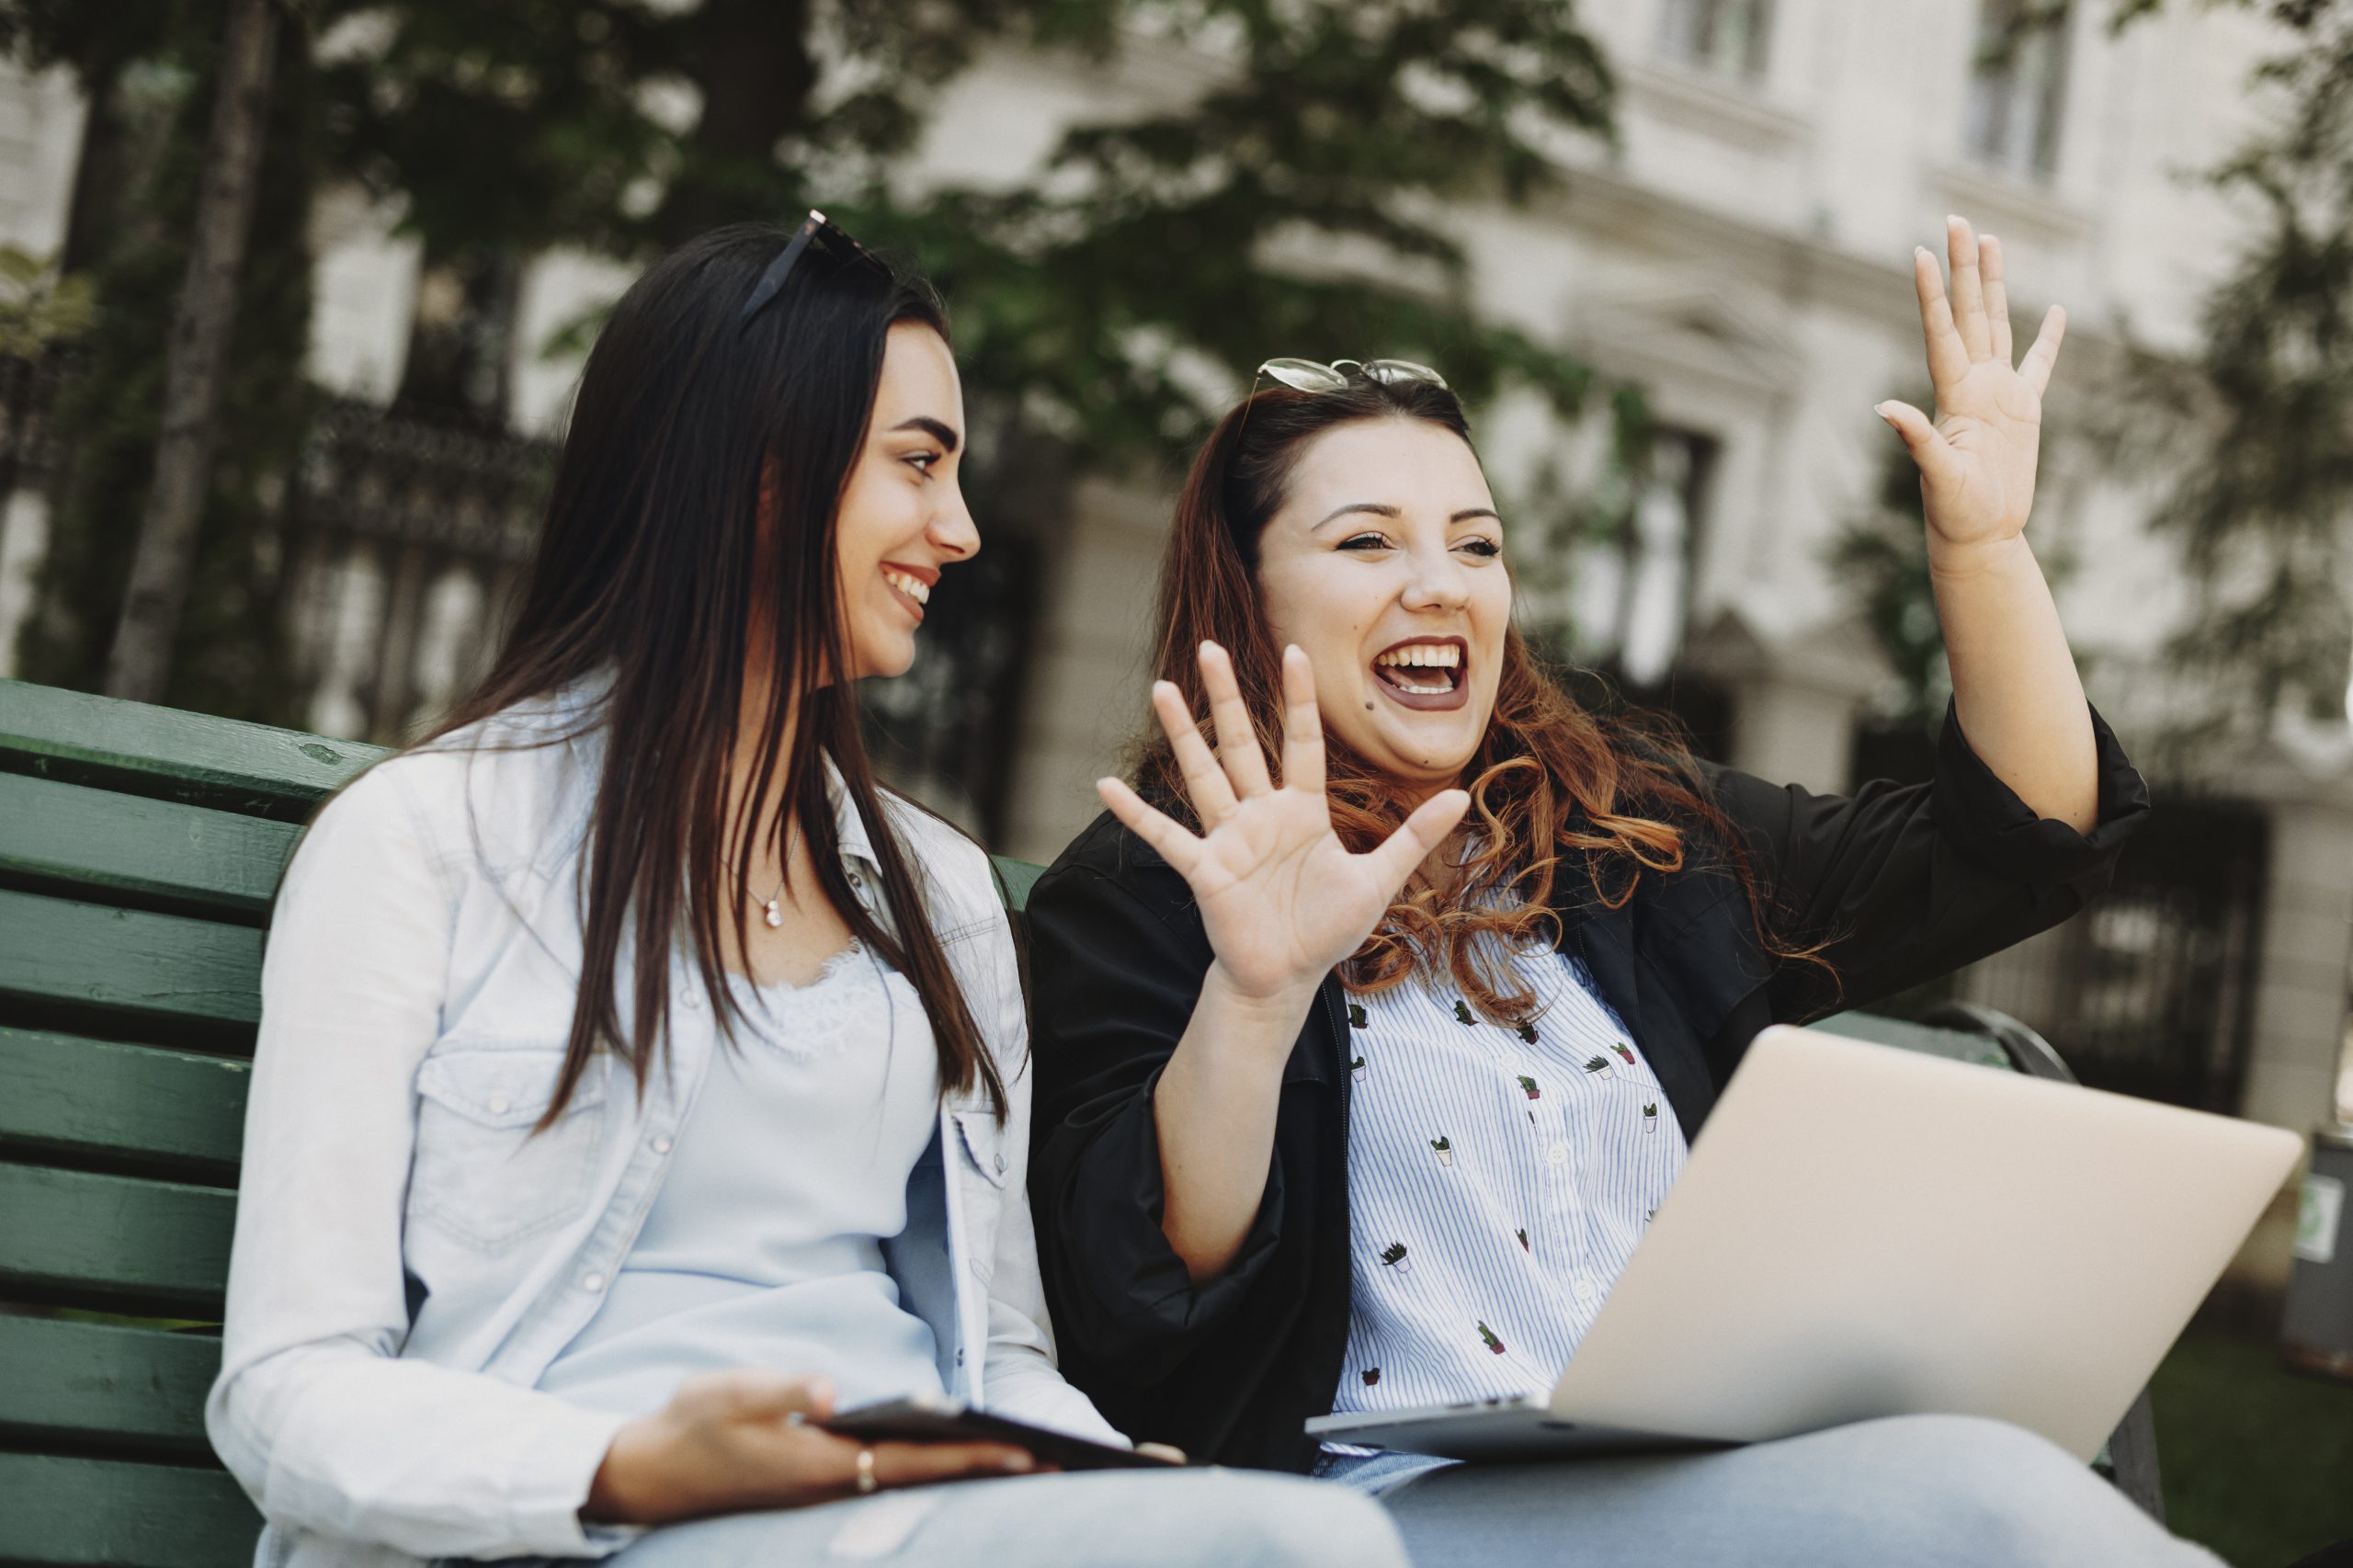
xmin=0 ymin=678 xmax=2050 ymax=1566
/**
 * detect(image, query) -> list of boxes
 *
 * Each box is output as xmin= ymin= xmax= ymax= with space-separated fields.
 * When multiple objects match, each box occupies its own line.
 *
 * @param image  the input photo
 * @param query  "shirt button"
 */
xmin=682 ymin=989 xmax=701 ymax=1010
xmin=486 ymin=1094 xmax=511 ymax=1116
xmin=651 ymin=1135 xmax=673 ymax=1155
xmin=1548 ymin=1142 xmax=1570 ymax=1166
xmin=581 ymin=1272 xmax=606 ymax=1292
xmin=994 ymin=1152 xmax=1008 ymax=1174
xmin=1572 ymin=1276 xmax=1597 ymax=1302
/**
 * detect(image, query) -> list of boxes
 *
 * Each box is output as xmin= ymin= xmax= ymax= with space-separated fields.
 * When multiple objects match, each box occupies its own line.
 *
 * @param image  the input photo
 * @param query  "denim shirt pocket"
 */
xmin=409 ymin=1045 xmax=610 ymax=1250
xmin=951 ymin=1108 xmax=1009 ymax=1191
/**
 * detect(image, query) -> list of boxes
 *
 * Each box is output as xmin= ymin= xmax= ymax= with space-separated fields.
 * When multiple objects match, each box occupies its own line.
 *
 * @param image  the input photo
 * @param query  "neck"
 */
xmin=727 ymin=661 xmax=802 ymax=858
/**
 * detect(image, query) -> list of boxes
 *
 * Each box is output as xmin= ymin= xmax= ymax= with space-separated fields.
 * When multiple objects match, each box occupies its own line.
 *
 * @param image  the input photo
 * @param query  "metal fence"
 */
xmin=1853 ymin=718 xmax=2268 ymax=1113
xmin=281 ymin=397 xmax=551 ymax=744
xmin=274 ymin=395 xmax=1040 ymax=840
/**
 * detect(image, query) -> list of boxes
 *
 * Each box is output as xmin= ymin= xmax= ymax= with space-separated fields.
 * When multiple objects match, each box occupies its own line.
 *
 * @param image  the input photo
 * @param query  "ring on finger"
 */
xmin=856 ymin=1447 xmax=878 ymax=1494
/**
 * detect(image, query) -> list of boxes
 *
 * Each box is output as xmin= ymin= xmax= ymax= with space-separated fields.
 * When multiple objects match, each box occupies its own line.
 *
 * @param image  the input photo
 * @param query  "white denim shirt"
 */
xmin=206 ymin=681 xmax=1120 ymax=1568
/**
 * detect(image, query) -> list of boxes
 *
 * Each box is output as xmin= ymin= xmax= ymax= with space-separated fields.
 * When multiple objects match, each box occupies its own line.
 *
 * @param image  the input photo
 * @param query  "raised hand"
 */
xmin=1097 ymin=642 xmax=1469 ymax=1009
xmin=1877 ymin=215 xmax=2066 ymax=560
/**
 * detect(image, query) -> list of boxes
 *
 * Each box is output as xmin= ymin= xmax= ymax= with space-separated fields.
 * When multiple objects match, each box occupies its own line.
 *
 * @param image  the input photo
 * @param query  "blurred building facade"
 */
xmin=1 ymin=0 xmax=2347 ymax=1185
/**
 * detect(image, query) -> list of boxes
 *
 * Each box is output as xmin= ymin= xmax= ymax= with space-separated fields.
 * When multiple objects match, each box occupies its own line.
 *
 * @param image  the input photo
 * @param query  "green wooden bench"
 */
xmin=0 ymin=678 xmax=2158 ymax=1568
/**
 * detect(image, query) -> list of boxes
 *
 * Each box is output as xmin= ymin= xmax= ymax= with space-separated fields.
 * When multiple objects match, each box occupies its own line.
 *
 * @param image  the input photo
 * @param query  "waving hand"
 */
xmin=1097 ymin=642 xmax=1470 ymax=1008
xmin=1877 ymin=215 xmax=2066 ymax=556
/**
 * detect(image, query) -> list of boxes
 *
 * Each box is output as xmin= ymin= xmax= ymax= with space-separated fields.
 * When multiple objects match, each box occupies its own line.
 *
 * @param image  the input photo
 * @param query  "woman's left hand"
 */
xmin=1877 ymin=214 xmax=2066 ymax=562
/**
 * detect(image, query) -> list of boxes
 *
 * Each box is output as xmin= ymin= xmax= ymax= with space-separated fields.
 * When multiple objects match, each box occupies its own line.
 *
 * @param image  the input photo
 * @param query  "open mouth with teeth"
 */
xmin=1370 ymin=636 xmax=1469 ymax=711
xmin=881 ymin=563 xmax=933 ymax=619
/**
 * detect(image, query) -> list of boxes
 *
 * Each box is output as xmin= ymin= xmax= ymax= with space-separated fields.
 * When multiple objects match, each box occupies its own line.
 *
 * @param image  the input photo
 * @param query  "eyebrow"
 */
xmin=1311 ymin=502 xmax=1503 ymax=529
xmin=891 ymin=416 xmax=960 ymax=453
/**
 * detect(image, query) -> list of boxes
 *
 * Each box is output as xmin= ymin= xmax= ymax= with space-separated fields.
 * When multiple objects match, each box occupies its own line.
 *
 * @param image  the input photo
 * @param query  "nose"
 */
xmin=1401 ymin=539 xmax=1470 ymax=613
xmin=930 ymin=476 xmax=980 ymax=562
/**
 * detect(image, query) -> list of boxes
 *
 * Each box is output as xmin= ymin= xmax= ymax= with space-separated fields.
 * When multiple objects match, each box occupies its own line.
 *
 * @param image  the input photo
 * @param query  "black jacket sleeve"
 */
xmin=1024 ymin=839 xmax=1295 ymax=1380
xmin=1707 ymin=699 xmax=2150 ymax=1022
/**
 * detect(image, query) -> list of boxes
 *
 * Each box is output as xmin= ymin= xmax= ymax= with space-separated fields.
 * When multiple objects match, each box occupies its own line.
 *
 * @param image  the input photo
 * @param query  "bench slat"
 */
xmin=0 ymin=888 xmax=262 ymax=1045
xmin=0 ymin=1453 xmax=257 ymax=1568
xmin=0 ymin=678 xmax=381 ymax=823
xmin=1815 ymin=1010 xmax=2013 ymax=1070
xmin=0 ymin=1028 xmax=249 ymax=1179
xmin=0 ymin=1315 xmax=218 ymax=1456
xmin=0 ymin=772 xmax=297 ymax=923
xmin=991 ymin=856 xmax=1044 ymax=915
xmin=0 ymin=1165 xmax=234 ymax=1313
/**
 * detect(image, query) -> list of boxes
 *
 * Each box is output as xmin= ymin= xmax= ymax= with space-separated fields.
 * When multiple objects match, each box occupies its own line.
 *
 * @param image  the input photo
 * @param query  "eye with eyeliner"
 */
xmin=1338 ymin=531 xmax=1392 ymax=551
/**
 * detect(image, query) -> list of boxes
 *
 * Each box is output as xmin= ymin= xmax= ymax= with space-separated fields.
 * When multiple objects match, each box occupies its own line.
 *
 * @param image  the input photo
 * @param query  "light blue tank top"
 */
xmin=538 ymin=942 xmax=948 ymax=1417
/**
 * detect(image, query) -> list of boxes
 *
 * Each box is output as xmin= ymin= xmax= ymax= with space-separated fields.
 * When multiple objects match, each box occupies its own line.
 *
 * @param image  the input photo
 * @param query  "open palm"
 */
xmin=1879 ymin=216 xmax=2067 ymax=553
xmin=1097 ymin=642 xmax=1469 ymax=1003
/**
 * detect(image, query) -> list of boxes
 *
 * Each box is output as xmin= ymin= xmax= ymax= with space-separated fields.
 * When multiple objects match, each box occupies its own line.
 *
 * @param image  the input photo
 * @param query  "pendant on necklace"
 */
xmin=764 ymin=899 xmax=784 ymax=929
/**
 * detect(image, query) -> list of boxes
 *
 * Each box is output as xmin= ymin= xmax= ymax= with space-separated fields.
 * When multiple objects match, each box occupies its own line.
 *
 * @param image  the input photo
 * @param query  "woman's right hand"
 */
xmin=583 ymin=1370 xmax=1036 ymax=1527
xmin=1097 ymin=642 xmax=1470 ymax=1017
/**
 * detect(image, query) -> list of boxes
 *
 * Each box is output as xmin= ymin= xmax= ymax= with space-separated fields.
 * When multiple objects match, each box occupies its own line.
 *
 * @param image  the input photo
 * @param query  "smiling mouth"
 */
xmin=1371 ymin=637 xmax=1469 ymax=711
xmin=881 ymin=564 xmax=933 ymax=619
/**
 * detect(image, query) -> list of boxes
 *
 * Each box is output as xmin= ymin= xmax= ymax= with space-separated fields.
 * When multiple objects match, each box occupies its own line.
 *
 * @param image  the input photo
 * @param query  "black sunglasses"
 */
xmin=735 ymin=210 xmax=889 ymax=335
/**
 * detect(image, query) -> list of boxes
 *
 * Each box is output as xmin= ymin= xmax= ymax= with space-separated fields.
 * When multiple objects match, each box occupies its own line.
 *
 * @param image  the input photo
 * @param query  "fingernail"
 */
xmin=1001 ymin=1453 xmax=1035 ymax=1471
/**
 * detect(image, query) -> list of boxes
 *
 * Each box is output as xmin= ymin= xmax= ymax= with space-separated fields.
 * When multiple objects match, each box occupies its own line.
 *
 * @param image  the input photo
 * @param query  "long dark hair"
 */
xmin=422 ymin=222 xmax=1005 ymax=1124
xmin=1143 ymin=376 xmax=1832 ymax=1023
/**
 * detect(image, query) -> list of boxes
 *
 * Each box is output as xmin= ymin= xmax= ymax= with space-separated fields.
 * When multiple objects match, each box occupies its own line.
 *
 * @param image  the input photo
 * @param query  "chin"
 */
xmin=849 ymin=635 xmax=916 ymax=682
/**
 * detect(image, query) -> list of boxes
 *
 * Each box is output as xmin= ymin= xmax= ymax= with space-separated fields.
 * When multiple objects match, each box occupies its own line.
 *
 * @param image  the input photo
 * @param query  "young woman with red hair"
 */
xmin=1022 ymin=219 xmax=2218 ymax=1565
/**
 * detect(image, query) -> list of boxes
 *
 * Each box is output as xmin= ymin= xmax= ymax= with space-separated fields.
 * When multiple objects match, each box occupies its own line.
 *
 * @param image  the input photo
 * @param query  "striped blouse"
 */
xmin=1327 ymin=937 xmax=1689 ymax=1428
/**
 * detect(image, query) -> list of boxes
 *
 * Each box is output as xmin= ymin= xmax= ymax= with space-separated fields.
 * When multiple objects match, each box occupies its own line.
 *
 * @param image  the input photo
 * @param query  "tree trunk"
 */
xmin=654 ymin=0 xmax=815 ymax=246
xmin=103 ymin=0 xmax=280 ymax=703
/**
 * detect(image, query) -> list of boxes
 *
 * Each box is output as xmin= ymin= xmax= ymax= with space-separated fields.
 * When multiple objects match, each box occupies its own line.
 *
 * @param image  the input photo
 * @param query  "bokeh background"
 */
xmin=0 ymin=1 xmax=2347 ymax=1560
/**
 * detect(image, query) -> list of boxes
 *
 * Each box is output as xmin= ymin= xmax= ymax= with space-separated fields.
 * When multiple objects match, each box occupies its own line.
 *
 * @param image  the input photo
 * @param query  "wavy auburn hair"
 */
xmin=1142 ymin=377 xmax=1826 ymax=1024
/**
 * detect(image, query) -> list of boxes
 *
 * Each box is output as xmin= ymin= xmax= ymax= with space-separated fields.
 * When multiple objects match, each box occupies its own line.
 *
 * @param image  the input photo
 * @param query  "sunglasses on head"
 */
xmin=736 ymin=210 xmax=892 ymax=335
xmin=1255 ymin=357 xmax=1452 ymax=393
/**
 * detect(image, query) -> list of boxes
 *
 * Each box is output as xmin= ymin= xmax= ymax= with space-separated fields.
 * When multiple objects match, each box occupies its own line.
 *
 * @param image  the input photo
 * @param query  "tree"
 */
xmin=12 ymin=1 xmax=1627 ymax=733
xmin=2064 ymin=0 xmax=2353 ymax=733
xmin=324 ymin=1 xmax=1620 ymax=463
xmin=103 ymin=0 xmax=277 ymax=702
xmin=7 ymin=0 xmax=320 ymax=721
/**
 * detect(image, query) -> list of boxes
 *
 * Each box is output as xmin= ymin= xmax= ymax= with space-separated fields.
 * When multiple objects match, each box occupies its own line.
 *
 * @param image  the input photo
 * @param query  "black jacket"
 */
xmin=1024 ymin=704 xmax=2149 ymax=1472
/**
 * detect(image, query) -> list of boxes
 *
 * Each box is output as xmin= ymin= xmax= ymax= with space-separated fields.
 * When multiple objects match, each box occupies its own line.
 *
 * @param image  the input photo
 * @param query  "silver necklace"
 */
xmin=732 ymin=820 xmax=799 ymax=930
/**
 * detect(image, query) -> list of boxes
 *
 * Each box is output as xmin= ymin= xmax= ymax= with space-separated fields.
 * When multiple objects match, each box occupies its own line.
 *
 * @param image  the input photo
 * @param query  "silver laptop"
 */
xmin=1306 ymin=1022 xmax=2303 ymax=1463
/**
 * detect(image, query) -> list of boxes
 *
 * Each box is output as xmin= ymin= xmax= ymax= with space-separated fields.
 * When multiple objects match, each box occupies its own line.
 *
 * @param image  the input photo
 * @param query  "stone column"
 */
xmin=2211 ymin=740 xmax=2353 ymax=1308
xmin=1683 ymin=608 xmax=1888 ymax=796
xmin=998 ymin=477 xmax=1168 ymax=865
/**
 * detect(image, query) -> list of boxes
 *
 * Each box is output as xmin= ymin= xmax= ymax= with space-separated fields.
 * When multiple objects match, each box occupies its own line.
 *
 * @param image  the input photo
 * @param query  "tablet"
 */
xmin=817 ymin=1394 xmax=1184 ymax=1471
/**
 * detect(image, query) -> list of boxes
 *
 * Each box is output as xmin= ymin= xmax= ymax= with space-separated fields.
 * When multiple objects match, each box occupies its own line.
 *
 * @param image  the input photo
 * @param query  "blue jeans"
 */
xmin=1317 ymin=1415 xmax=2222 ymax=1567
xmin=597 ymin=1467 xmax=1408 ymax=1568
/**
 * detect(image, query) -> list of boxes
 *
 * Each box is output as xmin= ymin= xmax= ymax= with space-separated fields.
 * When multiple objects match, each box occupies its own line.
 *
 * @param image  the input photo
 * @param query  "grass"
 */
xmin=2152 ymin=1324 xmax=2353 ymax=1567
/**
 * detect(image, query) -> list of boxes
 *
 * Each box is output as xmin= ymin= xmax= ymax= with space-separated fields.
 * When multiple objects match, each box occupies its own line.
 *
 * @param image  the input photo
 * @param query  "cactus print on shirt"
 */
xmin=1326 ymin=945 xmax=1688 ymax=1444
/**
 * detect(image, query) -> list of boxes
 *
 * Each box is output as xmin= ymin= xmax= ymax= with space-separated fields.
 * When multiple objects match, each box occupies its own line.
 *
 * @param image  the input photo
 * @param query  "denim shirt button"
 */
xmin=994 ymin=1152 xmax=1007 ymax=1174
xmin=651 ymin=1135 xmax=673 ymax=1155
xmin=486 ymin=1094 xmax=511 ymax=1116
xmin=581 ymin=1271 xmax=606 ymax=1292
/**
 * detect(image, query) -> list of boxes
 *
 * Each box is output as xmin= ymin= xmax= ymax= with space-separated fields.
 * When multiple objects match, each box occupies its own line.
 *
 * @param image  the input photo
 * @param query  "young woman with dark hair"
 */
xmin=205 ymin=219 xmax=1407 ymax=1568
xmin=1024 ymin=220 xmax=2221 ymax=1564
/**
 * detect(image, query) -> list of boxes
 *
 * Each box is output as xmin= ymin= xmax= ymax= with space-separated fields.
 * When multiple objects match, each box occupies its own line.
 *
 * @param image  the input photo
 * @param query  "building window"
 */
xmin=1657 ymin=0 xmax=1774 ymax=78
xmin=1965 ymin=1 xmax=2072 ymax=179
xmin=1564 ymin=428 xmax=1715 ymax=691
